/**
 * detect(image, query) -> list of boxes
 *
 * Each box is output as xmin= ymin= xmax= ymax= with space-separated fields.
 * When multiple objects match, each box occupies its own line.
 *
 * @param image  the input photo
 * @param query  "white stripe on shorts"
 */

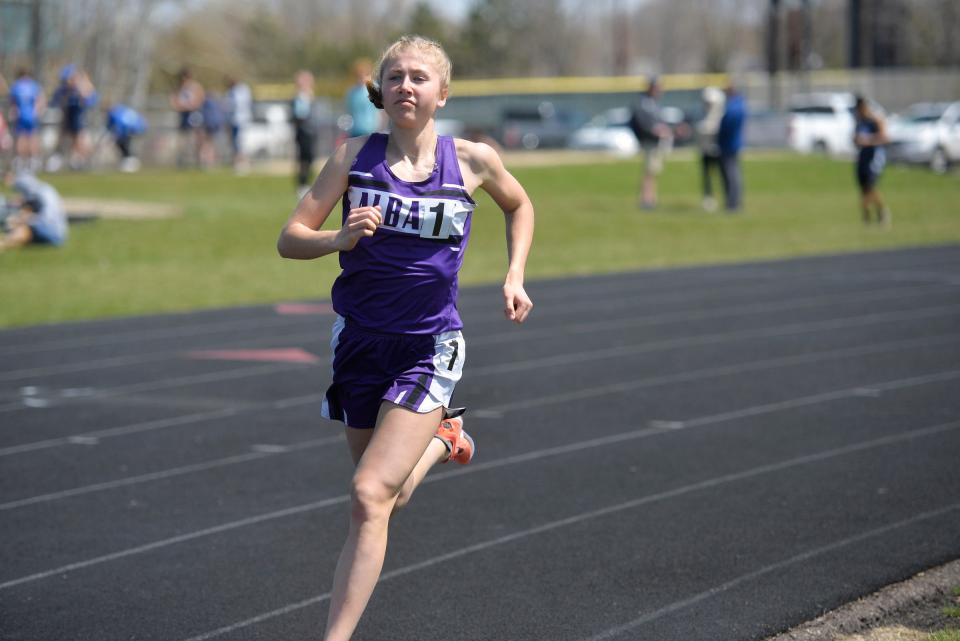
xmin=320 ymin=316 xmax=347 ymax=422
xmin=418 ymin=330 xmax=465 ymax=413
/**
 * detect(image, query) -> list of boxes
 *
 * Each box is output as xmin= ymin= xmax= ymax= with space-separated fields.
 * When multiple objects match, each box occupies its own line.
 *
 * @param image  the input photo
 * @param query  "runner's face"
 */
xmin=381 ymin=51 xmax=447 ymax=128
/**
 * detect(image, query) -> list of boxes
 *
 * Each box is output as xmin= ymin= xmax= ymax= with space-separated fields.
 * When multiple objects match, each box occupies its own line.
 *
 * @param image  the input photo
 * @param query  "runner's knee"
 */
xmin=350 ymin=474 xmax=397 ymax=523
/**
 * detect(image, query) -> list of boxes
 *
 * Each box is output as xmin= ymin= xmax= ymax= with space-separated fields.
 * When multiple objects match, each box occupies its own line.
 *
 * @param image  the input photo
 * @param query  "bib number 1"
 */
xmin=422 ymin=202 xmax=449 ymax=240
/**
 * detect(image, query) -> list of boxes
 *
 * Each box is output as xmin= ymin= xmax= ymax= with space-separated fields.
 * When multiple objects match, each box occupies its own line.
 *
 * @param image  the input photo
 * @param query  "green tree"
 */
xmin=407 ymin=2 xmax=448 ymax=42
xmin=453 ymin=0 xmax=529 ymax=77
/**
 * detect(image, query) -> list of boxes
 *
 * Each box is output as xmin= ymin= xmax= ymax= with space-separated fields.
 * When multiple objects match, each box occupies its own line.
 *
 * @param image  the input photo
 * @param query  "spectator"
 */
xmin=8 ymin=69 xmax=46 ymax=174
xmin=0 ymin=112 xmax=9 ymax=159
xmin=105 ymin=103 xmax=147 ymax=172
xmin=345 ymin=58 xmax=381 ymax=137
xmin=629 ymin=76 xmax=672 ymax=210
xmin=853 ymin=95 xmax=891 ymax=227
xmin=199 ymin=90 xmax=223 ymax=168
xmin=49 ymin=65 xmax=98 ymax=171
xmin=0 ymin=74 xmax=11 ymax=160
xmin=291 ymin=70 xmax=317 ymax=197
xmin=1 ymin=172 xmax=68 ymax=251
xmin=169 ymin=67 xmax=205 ymax=167
xmin=717 ymin=84 xmax=747 ymax=212
xmin=223 ymin=75 xmax=253 ymax=172
xmin=697 ymin=86 xmax=725 ymax=212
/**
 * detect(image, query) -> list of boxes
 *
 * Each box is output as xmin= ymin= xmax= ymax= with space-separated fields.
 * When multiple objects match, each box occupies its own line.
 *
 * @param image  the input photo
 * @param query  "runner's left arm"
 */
xmin=470 ymin=143 xmax=534 ymax=324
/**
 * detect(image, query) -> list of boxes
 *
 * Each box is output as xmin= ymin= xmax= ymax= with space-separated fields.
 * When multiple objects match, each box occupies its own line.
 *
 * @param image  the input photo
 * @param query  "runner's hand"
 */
xmin=504 ymin=282 xmax=533 ymax=324
xmin=336 ymin=206 xmax=381 ymax=251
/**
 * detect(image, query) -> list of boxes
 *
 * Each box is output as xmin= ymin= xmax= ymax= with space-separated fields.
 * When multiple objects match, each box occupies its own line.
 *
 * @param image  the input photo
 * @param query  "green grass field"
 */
xmin=1 ymin=152 xmax=958 ymax=328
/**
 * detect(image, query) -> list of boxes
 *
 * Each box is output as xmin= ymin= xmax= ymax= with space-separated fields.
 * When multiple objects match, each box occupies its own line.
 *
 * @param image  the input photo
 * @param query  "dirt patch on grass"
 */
xmin=767 ymin=559 xmax=960 ymax=641
xmin=63 ymin=198 xmax=182 ymax=220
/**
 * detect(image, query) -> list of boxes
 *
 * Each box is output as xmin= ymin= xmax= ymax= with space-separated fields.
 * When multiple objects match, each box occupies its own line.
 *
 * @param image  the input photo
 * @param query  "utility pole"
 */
xmin=30 ymin=0 xmax=43 ymax=76
xmin=801 ymin=0 xmax=812 ymax=92
xmin=611 ymin=0 xmax=629 ymax=75
xmin=849 ymin=0 xmax=861 ymax=68
xmin=767 ymin=0 xmax=782 ymax=110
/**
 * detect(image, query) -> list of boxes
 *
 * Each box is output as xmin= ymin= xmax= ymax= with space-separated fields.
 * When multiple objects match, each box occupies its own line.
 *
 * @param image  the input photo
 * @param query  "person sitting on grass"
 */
xmin=1 ymin=173 xmax=68 ymax=252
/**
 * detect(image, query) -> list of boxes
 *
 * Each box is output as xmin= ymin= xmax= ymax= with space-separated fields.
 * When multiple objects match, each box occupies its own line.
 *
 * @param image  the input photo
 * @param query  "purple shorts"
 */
xmin=321 ymin=316 xmax=465 ymax=429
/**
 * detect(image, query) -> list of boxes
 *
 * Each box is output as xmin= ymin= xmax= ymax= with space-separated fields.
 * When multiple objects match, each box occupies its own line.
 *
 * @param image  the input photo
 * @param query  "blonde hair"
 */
xmin=366 ymin=35 xmax=452 ymax=109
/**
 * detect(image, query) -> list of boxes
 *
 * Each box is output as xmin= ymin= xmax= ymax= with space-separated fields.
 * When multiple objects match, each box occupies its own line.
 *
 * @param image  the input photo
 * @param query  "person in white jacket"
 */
xmin=697 ymin=86 xmax=725 ymax=212
xmin=224 ymin=76 xmax=252 ymax=172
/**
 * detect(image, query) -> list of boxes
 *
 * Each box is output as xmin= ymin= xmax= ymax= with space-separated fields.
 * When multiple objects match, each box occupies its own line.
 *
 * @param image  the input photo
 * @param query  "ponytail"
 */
xmin=366 ymin=80 xmax=384 ymax=110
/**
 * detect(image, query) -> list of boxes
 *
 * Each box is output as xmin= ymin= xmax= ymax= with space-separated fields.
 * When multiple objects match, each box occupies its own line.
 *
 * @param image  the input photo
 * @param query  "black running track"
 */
xmin=2 ymin=246 xmax=959 ymax=641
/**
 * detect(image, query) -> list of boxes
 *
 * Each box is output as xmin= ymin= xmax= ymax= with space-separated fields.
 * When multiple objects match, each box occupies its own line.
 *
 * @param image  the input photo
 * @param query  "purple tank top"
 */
xmin=331 ymin=133 xmax=476 ymax=334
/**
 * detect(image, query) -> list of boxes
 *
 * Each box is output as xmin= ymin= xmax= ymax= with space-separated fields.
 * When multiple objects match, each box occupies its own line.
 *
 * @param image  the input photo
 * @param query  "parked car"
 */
xmin=499 ymin=102 xmax=585 ymax=150
xmin=568 ymin=107 xmax=638 ymax=156
xmin=743 ymin=109 xmax=790 ymax=149
xmin=787 ymin=92 xmax=858 ymax=156
xmin=568 ymin=105 xmax=693 ymax=156
xmin=242 ymin=101 xmax=292 ymax=160
xmin=886 ymin=102 xmax=960 ymax=174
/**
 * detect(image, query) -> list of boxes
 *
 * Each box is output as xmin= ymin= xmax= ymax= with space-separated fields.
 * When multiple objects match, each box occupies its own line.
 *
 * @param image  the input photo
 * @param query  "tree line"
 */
xmin=2 ymin=0 xmax=956 ymax=106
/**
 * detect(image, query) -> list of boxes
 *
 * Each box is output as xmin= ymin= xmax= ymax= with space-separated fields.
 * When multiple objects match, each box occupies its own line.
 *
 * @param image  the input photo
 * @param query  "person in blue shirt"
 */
xmin=717 ymin=84 xmax=747 ymax=212
xmin=345 ymin=58 xmax=381 ymax=137
xmin=105 ymin=103 xmax=147 ymax=172
xmin=199 ymin=91 xmax=223 ymax=168
xmin=50 ymin=65 xmax=98 ymax=170
xmin=8 ymin=69 xmax=46 ymax=173
xmin=853 ymin=95 xmax=891 ymax=227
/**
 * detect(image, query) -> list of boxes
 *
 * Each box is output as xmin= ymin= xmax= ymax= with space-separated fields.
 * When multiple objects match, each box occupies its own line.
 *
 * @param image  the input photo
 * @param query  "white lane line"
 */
xmin=0 ymin=352 xmax=174 ymax=381
xmin=0 ymin=362 xmax=311 ymax=413
xmin=468 ymin=283 xmax=959 ymax=347
xmin=582 ymin=501 xmax=960 ymax=640
xmin=2 ymin=370 xmax=955 ymax=591
xmin=0 ymin=315 xmax=310 ymax=357
xmin=3 ymin=259 xmax=954 ymax=362
xmin=680 ymin=369 xmax=960 ymax=429
xmin=0 ymin=274 xmax=760 ymax=357
xmin=0 ymin=395 xmax=325 ymax=458
xmin=177 ymin=420 xmax=960 ymax=641
xmin=0 ymin=494 xmax=352 ymax=591
xmin=5 ymin=278 xmax=938 ymax=382
xmin=485 ymin=336 xmax=960 ymax=413
xmin=0 ymin=435 xmax=344 ymax=511
xmin=0 ymin=266 xmax=809 ymax=357
xmin=1 ymin=330 xmax=955 ymax=459
xmin=3 ymin=297 xmax=957 ymax=416
xmin=469 ymin=304 xmax=960 ymax=376
xmin=0 ymin=406 xmax=246 ymax=457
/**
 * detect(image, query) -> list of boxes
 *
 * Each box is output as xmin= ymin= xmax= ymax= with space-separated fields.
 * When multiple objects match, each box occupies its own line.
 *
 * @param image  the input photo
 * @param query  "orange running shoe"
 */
xmin=435 ymin=409 xmax=474 ymax=465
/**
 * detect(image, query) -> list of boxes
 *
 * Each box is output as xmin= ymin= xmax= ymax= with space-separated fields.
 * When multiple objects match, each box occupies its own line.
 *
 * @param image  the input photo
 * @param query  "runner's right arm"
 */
xmin=277 ymin=136 xmax=382 ymax=259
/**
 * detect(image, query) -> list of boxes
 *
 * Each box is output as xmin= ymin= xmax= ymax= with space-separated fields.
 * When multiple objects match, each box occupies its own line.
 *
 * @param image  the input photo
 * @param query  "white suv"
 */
xmin=787 ymin=92 xmax=858 ymax=157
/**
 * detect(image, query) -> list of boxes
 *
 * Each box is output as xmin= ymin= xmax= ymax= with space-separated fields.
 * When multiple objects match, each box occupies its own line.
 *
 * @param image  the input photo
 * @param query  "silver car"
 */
xmin=887 ymin=102 xmax=960 ymax=174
